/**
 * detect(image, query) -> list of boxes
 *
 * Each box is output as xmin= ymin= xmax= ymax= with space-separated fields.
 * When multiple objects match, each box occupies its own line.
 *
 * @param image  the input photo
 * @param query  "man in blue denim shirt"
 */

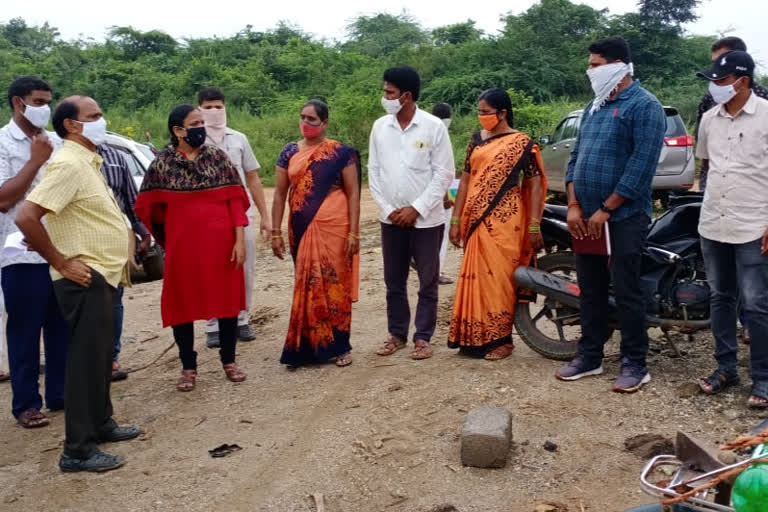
xmin=557 ymin=37 xmax=666 ymax=393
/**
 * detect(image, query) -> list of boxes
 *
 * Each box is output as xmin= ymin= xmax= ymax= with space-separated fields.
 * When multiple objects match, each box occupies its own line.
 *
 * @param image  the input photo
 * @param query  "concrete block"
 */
xmin=460 ymin=406 xmax=512 ymax=468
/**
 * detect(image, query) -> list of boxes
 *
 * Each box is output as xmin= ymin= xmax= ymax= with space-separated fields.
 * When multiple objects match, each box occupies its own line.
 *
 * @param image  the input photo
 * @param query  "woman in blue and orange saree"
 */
xmin=271 ymin=100 xmax=361 ymax=368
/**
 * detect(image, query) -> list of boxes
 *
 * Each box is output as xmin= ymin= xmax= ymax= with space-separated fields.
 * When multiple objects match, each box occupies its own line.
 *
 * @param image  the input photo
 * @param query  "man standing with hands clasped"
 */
xmin=558 ymin=37 xmax=666 ymax=393
xmin=694 ymin=51 xmax=768 ymax=409
xmin=368 ymin=66 xmax=455 ymax=361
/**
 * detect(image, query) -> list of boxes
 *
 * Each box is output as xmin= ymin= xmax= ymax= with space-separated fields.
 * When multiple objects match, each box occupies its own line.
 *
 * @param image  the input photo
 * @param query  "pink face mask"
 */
xmin=300 ymin=121 xmax=324 ymax=139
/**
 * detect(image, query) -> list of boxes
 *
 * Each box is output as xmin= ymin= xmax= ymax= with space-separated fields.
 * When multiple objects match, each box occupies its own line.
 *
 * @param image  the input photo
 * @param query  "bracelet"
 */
xmin=271 ymin=235 xmax=283 ymax=240
xmin=567 ymin=201 xmax=580 ymax=209
xmin=450 ymin=217 xmax=460 ymax=226
xmin=348 ymin=232 xmax=360 ymax=240
xmin=528 ymin=225 xmax=541 ymax=233
xmin=271 ymin=229 xmax=282 ymax=235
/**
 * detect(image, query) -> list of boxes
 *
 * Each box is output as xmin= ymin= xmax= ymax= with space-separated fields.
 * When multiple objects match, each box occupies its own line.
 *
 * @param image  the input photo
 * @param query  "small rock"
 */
xmin=374 ymin=439 xmax=384 ymax=449
xmin=543 ymin=441 xmax=558 ymax=452
xmin=722 ymin=409 xmax=741 ymax=421
xmin=718 ymin=450 xmax=739 ymax=465
xmin=460 ymin=406 xmax=512 ymax=468
xmin=428 ymin=505 xmax=459 ymax=512
xmin=677 ymin=382 xmax=701 ymax=399
xmin=388 ymin=383 xmax=402 ymax=392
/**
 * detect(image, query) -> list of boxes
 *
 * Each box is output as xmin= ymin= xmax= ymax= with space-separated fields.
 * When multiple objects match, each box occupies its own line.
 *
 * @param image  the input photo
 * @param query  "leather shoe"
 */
xmin=100 ymin=425 xmax=142 ymax=443
xmin=59 ymin=451 xmax=126 ymax=473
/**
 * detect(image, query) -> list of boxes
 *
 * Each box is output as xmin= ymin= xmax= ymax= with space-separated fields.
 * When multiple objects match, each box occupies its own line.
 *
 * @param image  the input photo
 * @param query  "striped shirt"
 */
xmin=97 ymin=145 xmax=149 ymax=237
xmin=565 ymin=81 xmax=666 ymax=221
xmin=27 ymin=140 xmax=130 ymax=288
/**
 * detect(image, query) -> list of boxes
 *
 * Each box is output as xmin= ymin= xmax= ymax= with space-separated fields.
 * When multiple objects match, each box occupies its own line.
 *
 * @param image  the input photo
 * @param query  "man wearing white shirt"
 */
xmin=0 ymin=76 xmax=69 ymax=428
xmin=694 ymin=51 xmax=768 ymax=408
xmin=369 ymin=67 xmax=455 ymax=360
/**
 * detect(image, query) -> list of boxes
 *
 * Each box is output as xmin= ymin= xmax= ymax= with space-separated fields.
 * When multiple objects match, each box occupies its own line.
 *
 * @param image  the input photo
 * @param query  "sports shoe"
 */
xmin=59 ymin=451 xmax=126 ymax=473
xmin=613 ymin=360 xmax=651 ymax=393
xmin=206 ymin=331 xmax=220 ymax=348
xmin=555 ymin=356 xmax=603 ymax=381
xmin=237 ymin=324 xmax=256 ymax=342
xmin=99 ymin=425 xmax=142 ymax=443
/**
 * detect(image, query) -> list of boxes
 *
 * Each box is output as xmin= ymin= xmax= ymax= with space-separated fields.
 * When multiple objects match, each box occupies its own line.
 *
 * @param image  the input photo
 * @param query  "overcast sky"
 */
xmin=5 ymin=0 xmax=766 ymax=71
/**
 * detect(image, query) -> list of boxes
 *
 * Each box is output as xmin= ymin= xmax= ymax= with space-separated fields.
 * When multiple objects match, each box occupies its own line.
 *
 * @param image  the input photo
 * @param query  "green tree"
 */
xmin=345 ymin=13 xmax=429 ymax=57
xmin=432 ymin=20 xmax=482 ymax=46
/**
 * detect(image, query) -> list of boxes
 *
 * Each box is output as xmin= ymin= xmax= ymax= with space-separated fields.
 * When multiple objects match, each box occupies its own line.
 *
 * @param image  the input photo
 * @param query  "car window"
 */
xmin=550 ymin=118 xmax=569 ymax=144
xmin=665 ymin=114 xmax=687 ymax=137
xmin=107 ymin=144 xmax=145 ymax=177
xmin=136 ymin=144 xmax=155 ymax=162
xmin=561 ymin=117 xmax=579 ymax=140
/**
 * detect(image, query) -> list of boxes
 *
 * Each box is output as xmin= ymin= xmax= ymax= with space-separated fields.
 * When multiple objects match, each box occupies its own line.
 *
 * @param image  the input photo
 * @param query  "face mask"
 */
xmin=709 ymin=78 xmax=741 ymax=105
xmin=300 ymin=121 xmax=324 ymax=139
xmin=183 ymin=126 xmax=207 ymax=148
xmin=76 ymin=117 xmax=107 ymax=146
xmin=442 ymin=118 xmax=452 ymax=129
xmin=200 ymin=107 xmax=226 ymax=128
xmin=586 ymin=61 xmax=634 ymax=114
xmin=478 ymin=113 xmax=501 ymax=131
xmin=381 ymin=96 xmax=403 ymax=116
xmin=22 ymin=102 xmax=51 ymax=129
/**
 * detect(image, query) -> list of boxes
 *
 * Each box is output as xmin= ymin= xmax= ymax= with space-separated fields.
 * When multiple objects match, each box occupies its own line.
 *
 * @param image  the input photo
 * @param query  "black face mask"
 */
xmin=183 ymin=126 xmax=206 ymax=148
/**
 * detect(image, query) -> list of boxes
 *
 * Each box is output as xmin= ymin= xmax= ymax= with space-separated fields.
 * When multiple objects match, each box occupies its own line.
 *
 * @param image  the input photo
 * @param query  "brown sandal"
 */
xmin=177 ymin=370 xmax=197 ymax=392
xmin=335 ymin=352 xmax=353 ymax=367
xmin=17 ymin=408 xmax=50 ymax=428
xmin=0 ymin=371 xmax=9 ymax=382
xmin=376 ymin=337 xmax=406 ymax=356
xmin=484 ymin=343 xmax=515 ymax=361
xmin=223 ymin=363 xmax=247 ymax=383
xmin=410 ymin=340 xmax=433 ymax=360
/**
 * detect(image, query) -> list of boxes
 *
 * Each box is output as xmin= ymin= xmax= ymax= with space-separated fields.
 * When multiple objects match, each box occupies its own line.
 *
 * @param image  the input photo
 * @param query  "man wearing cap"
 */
xmin=694 ymin=50 xmax=768 ymax=409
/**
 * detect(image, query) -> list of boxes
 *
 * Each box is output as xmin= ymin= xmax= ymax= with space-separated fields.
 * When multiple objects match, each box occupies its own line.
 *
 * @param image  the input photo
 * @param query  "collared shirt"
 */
xmin=565 ymin=81 xmax=666 ymax=221
xmin=368 ymin=108 xmax=455 ymax=228
xmin=206 ymin=128 xmax=260 ymax=217
xmin=27 ymin=140 xmax=130 ymax=288
xmin=97 ymin=145 xmax=149 ymax=237
xmin=696 ymin=92 xmax=768 ymax=244
xmin=0 ymin=119 xmax=61 ymax=268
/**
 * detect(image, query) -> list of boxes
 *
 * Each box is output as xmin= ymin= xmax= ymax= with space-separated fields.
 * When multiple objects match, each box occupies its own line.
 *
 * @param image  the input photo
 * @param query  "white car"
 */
xmin=103 ymin=132 xmax=164 ymax=281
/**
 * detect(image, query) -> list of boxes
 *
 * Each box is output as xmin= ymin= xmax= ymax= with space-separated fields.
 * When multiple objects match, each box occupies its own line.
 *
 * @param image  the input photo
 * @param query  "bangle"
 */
xmin=271 ymin=235 xmax=283 ymax=240
xmin=528 ymin=225 xmax=541 ymax=233
xmin=348 ymin=232 xmax=360 ymax=240
xmin=271 ymin=229 xmax=282 ymax=235
xmin=450 ymin=217 xmax=460 ymax=226
xmin=567 ymin=201 xmax=580 ymax=209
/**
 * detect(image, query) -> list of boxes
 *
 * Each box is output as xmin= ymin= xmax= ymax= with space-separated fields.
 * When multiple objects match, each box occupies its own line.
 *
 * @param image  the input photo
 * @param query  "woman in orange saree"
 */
xmin=271 ymin=100 xmax=361 ymax=368
xmin=448 ymin=89 xmax=547 ymax=360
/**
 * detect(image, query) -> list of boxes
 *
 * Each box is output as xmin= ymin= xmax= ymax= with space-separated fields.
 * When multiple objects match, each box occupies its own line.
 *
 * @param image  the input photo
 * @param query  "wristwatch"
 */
xmin=599 ymin=202 xmax=615 ymax=214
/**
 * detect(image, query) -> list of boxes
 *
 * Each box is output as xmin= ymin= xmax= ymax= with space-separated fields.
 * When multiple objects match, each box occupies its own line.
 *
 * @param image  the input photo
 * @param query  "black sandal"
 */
xmin=698 ymin=370 xmax=740 ymax=395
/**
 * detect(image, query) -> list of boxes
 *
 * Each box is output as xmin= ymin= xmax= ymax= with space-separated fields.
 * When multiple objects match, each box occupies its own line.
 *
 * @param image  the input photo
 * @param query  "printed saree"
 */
xmin=277 ymin=140 xmax=361 ymax=366
xmin=448 ymin=132 xmax=547 ymax=353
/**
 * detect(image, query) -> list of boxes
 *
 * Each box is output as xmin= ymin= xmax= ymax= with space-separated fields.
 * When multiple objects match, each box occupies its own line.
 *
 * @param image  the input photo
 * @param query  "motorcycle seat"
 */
xmin=544 ymin=204 xmax=568 ymax=221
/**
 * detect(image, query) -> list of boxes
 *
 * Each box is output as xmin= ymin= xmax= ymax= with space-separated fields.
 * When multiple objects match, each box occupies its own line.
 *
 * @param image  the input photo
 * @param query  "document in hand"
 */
xmin=572 ymin=222 xmax=611 ymax=256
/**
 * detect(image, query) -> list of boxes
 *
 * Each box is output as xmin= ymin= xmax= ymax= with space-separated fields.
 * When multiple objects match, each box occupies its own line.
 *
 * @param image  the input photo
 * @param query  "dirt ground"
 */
xmin=1 ymin=188 xmax=765 ymax=512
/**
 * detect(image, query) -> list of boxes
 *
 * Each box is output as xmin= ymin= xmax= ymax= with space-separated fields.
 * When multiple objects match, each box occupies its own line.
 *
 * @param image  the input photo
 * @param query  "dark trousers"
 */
xmin=575 ymin=213 xmax=650 ymax=367
xmin=701 ymin=237 xmax=768 ymax=385
xmin=2 ymin=264 xmax=70 ymax=417
xmin=381 ymin=223 xmax=443 ymax=342
xmin=54 ymin=272 xmax=118 ymax=459
xmin=173 ymin=317 xmax=237 ymax=370
xmin=113 ymin=286 xmax=124 ymax=363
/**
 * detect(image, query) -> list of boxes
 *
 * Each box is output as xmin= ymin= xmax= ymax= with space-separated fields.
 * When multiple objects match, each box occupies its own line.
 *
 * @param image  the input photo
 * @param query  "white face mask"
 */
xmin=76 ymin=117 xmax=108 ymax=146
xmin=586 ymin=61 xmax=634 ymax=114
xmin=442 ymin=118 xmax=452 ymax=129
xmin=22 ymin=102 xmax=51 ymax=129
xmin=381 ymin=96 xmax=403 ymax=116
xmin=709 ymin=78 xmax=742 ymax=105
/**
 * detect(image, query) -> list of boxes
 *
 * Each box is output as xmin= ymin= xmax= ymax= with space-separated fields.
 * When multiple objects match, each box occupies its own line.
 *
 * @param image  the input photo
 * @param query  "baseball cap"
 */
xmin=697 ymin=50 xmax=755 ymax=81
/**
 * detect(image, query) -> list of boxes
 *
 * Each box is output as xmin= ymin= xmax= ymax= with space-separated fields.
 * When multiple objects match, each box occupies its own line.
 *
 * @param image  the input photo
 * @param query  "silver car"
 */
xmin=541 ymin=107 xmax=695 ymax=201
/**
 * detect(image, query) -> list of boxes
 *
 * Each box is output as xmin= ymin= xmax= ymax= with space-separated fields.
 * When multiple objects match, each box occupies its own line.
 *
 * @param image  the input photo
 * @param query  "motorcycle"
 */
xmin=513 ymin=193 xmax=711 ymax=361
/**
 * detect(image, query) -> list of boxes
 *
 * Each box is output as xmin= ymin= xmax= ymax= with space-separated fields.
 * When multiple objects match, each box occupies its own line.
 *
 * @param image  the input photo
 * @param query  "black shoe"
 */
xmin=237 ymin=324 xmax=256 ymax=342
xmin=206 ymin=331 xmax=220 ymax=348
xmin=59 ymin=451 xmax=126 ymax=473
xmin=100 ymin=425 xmax=142 ymax=443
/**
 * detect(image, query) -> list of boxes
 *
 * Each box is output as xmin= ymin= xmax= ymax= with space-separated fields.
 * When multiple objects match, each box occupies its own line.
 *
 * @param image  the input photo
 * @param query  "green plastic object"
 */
xmin=732 ymin=444 xmax=768 ymax=512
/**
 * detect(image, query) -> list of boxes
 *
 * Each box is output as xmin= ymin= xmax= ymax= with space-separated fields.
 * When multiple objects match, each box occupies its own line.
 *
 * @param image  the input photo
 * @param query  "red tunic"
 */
xmin=136 ymin=186 xmax=248 ymax=327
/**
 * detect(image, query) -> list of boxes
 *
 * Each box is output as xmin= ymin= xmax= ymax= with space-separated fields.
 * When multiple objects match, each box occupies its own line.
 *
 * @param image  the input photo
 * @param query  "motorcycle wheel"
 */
xmin=514 ymin=251 xmax=613 ymax=361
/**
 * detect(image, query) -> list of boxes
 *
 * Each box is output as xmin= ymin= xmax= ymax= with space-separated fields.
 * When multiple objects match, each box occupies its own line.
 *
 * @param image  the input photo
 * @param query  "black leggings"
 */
xmin=172 ymin=317 xmax=237 ymax=370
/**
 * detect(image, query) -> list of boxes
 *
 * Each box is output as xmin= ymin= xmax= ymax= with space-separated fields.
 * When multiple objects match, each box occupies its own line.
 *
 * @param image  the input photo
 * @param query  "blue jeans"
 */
xmin=113 ymin=286 xmax=124 ymax=363
xmin=702 ymin=237 xmax=768 ymax=387
xmin=1 ymin=264 xmax=70 ymax=417
xmin=575 ymin=213 xmax=650 ymax=367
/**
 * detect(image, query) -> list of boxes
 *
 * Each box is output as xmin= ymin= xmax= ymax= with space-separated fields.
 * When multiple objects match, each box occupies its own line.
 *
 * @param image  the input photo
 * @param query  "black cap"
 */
xmin=697 ymin=50 xmax=755 ymax=81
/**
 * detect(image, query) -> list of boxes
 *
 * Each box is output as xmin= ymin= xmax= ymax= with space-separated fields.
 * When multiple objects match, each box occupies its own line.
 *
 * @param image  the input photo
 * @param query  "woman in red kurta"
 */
xmin=135 ymin=104 xmax=249 ymax=391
